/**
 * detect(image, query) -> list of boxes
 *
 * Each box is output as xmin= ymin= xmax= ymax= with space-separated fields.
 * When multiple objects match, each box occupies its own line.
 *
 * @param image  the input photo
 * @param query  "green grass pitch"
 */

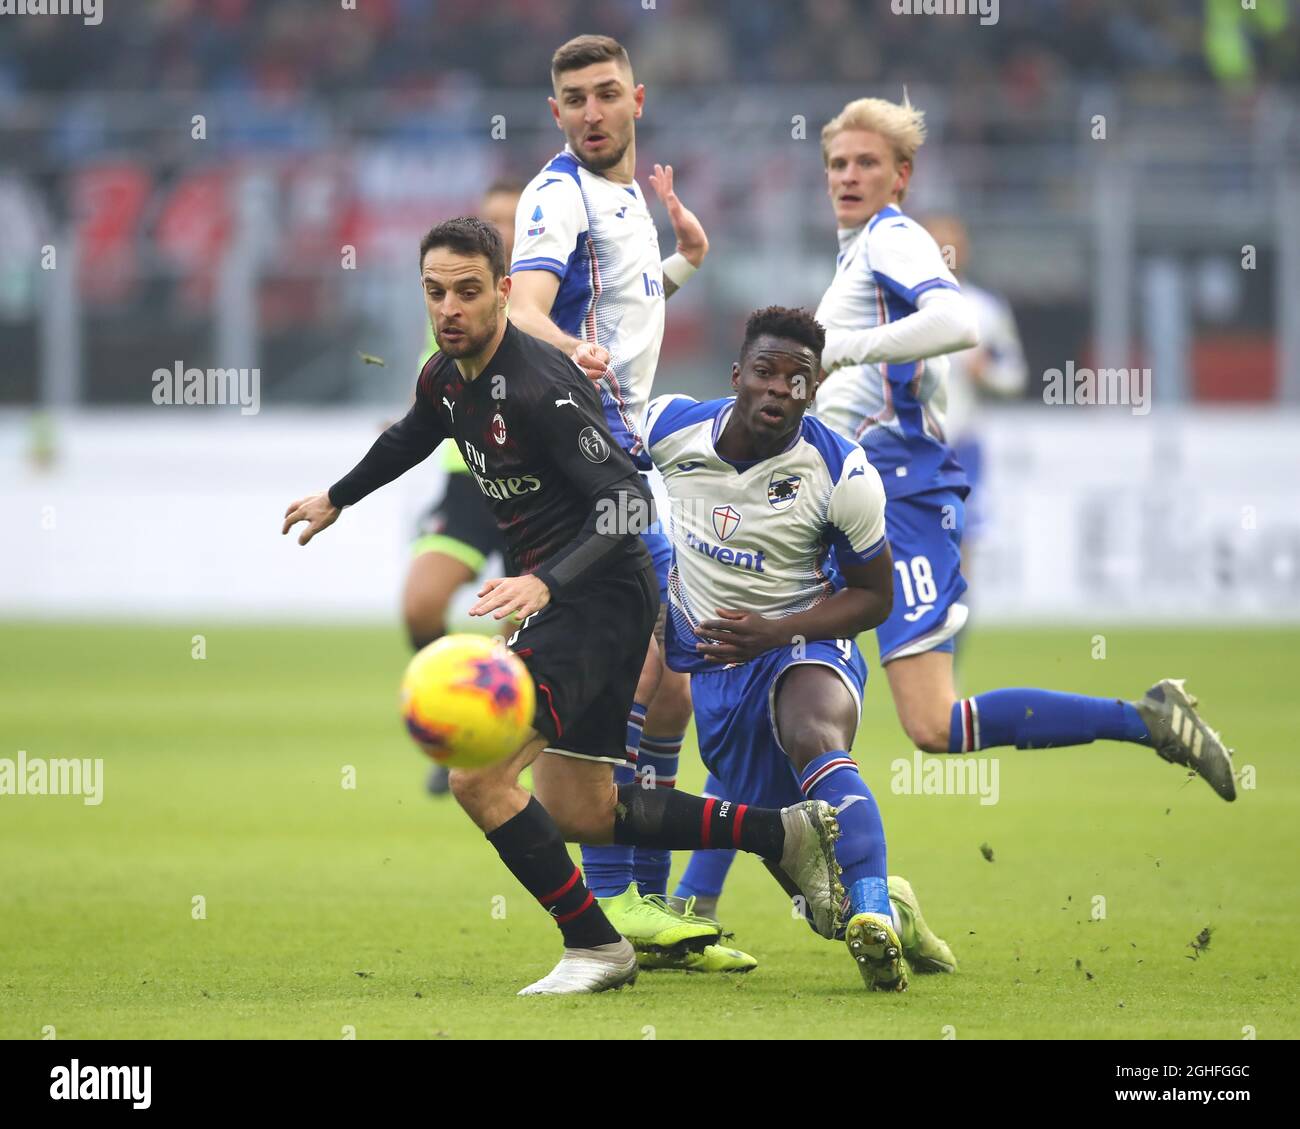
xmin=2 ymin=622 xmax=1297 ymax=1040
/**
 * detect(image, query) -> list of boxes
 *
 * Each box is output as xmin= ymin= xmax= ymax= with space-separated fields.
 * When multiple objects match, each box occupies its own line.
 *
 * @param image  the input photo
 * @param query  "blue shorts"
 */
xmin=876 ymin=487 xmax=969 ymax=664
xmin=951 ymin=435 xmax=986 ymax=540
xmin=690 ymin=639 xmax=867 ymax=808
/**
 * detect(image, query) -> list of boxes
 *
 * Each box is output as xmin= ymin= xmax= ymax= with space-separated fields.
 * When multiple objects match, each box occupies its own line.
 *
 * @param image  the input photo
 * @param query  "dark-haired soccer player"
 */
xmin=644 ymin=306 xmax=953 ymax=990
xmin=405 ymin=180 xmax=522 ymax=798
xmin=674 ymin=96 xmax=1236 ymax=959
xmin=283 ymin=221 xmax=845 ymax=995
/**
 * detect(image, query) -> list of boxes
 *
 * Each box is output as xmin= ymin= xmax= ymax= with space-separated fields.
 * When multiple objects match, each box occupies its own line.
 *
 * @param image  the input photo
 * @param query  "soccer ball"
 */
xmin=400 ymin=635 xmax=535 ymax=769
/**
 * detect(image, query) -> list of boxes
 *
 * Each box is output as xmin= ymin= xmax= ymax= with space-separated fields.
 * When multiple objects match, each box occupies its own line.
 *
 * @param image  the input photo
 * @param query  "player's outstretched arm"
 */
xmin=281 ymin=492 xmax=341 ymax=546
xmin=323 ymin=395 xmax=447 ymax=518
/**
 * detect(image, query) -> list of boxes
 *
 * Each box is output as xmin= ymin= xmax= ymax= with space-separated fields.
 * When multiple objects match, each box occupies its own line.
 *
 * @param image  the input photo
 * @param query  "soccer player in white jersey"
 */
xmin=505 ymin=34 xmax=749 ymax=970
xmin=810 ymin=95 xmax=1232 ymax=794
xmin=674 ymin=96 xmax=1236 ymax=939
xmin=645 ymin=306 xmax=957 ymax=990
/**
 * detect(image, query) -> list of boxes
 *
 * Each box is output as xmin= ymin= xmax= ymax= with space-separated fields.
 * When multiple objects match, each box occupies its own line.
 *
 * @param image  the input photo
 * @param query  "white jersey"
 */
xmin=511 ymin=146 xmax=665 ymax=466
xmin=943 ymin=280 xmax=1028 ymax=442
xmin=645 ymin=395 xmax=888 ymax=673
xmin=813 ymin=204 xmax=959 ymax=448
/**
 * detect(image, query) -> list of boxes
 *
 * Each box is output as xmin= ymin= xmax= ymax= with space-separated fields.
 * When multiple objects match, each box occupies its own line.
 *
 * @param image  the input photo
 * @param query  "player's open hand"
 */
xmin=281 ymin=492 xmax=341 ymax=546
xmin=695 ymin=607 xmax=781 ymax=664
xmin=571 ymin=341 xmax=612 ymax=384
xmin=649 ymin=163 xmax=708 ymax=267
xmin=470 ymin=574 xmax=551 ymax=621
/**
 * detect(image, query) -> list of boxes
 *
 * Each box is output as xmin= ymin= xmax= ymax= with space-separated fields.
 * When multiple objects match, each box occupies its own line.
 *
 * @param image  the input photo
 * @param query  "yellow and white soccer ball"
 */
xmin=400 ymin=635 xmax=535 ymax=768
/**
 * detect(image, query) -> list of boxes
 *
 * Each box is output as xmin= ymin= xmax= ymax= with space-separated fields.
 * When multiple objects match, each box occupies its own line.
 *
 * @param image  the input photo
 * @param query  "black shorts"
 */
xmin=507 ymin=560 xmax=658 ymax=763
xmin=412 ymin=472 xmax=505 ymax=572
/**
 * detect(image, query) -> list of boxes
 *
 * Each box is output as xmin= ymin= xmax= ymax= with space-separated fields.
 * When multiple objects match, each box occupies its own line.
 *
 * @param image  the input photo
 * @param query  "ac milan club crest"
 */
xmin=712 ymin=504 xmax=742 ymax=542
xmin=490 ymin=412 xmax=507 ymax=446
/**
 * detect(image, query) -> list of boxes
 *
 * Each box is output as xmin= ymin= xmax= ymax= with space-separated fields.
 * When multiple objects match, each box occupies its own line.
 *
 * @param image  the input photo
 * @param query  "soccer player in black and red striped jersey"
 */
xmin=282 ymin=217 xmax=846 ymax=995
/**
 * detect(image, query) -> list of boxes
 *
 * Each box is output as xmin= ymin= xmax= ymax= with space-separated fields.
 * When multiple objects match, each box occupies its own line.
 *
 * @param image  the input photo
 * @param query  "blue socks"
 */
xmin=799 ymin=752 xmax=889 ymax=918
xmin=675 ymin=774 xmax=737 ymax=899
xmin=950 ymin=690 xmax=1151 ymax=752
xmin=633 ymin=731 xmax=683 ymax=897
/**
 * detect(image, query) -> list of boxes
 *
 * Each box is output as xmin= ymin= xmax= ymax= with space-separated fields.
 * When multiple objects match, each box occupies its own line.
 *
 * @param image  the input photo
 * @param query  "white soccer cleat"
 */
xmin=516 ymin=938 xmax=638 ymax=996
xmin=778 ymin=799 xmax=845 ymax=939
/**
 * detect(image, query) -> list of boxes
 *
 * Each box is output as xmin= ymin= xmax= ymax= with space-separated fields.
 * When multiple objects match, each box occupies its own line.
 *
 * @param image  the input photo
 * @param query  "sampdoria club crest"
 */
xmin=767 ymin=471 xmax=801 ymax=510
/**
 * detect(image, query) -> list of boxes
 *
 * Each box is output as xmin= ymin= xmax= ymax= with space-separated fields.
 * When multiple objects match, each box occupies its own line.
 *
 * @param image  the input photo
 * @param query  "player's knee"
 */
xmin=635 ymin=639 xmax=663 ymax=705
xmin=402 ymin=595 xmax=446 ymax=650
xmin=550 ymin=793 xmax=613 ymax=843
xmin=447 ymin=766 xmax=491 ymax=813
xmin=902 ymin=714 xmax=952 ymax=755
xmin=650 ymin=670 xmax=692 ymax=730
xmin=785 ymin=717 xmax=853 ymax=766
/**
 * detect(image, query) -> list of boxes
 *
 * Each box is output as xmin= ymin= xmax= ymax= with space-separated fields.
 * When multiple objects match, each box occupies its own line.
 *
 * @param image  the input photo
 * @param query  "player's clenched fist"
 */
xmin=470 ymin=574 xmax=551 ymax=621
xmin=571 ymin=341 xmax=611 ymax=384
xmin=281 ymin=492 xmax=341 ymax=546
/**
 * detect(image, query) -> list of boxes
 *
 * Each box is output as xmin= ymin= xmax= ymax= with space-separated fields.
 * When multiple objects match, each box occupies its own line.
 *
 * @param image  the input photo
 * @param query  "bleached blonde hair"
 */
xmin=821 ymin=94 xmax=928 ymax=200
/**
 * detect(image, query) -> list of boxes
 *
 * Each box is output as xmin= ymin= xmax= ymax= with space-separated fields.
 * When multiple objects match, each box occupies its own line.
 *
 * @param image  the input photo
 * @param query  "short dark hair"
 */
xmin=418 ymin=217 xmax=505 ymax=280
xmin=741 ymin=306 xmax=826 ymax=361
xmin=551 ymin=34 xmax=631 ymax=85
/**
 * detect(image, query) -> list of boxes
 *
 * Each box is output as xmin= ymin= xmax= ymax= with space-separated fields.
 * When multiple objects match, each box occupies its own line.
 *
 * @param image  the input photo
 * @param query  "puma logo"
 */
xmin=442 ymin=396 xmax=456 ymax=423
xmin=554 ymin=394 xmax=578 ymax=408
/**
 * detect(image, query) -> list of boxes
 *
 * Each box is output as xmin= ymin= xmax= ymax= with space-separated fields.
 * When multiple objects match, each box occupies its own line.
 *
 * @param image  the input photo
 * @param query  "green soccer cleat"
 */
xmin=635 ymin=896 xmax=759 ymax=972
xmin=663 ymin=894 xmax=725 ymax=931
xmin=597 ymin=884 xmax=721 ymax=953
xmin=1134 ymin=678 xmax=1236 ymax=801
xmin=888 ymin=875 xmax=957 ymax=974
xmin=638 ymin=943 xmax=758 ymax=973
xmin=845 ymin=912 xmax=909 ymax=992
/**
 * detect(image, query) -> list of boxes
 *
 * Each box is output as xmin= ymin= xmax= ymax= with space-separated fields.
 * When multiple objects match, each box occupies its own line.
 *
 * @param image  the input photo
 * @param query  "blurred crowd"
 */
xmin=1 ymin=0 xmax=1294 ymax=102
xmin=0 ymin=0 xmax=1289 ymax=408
